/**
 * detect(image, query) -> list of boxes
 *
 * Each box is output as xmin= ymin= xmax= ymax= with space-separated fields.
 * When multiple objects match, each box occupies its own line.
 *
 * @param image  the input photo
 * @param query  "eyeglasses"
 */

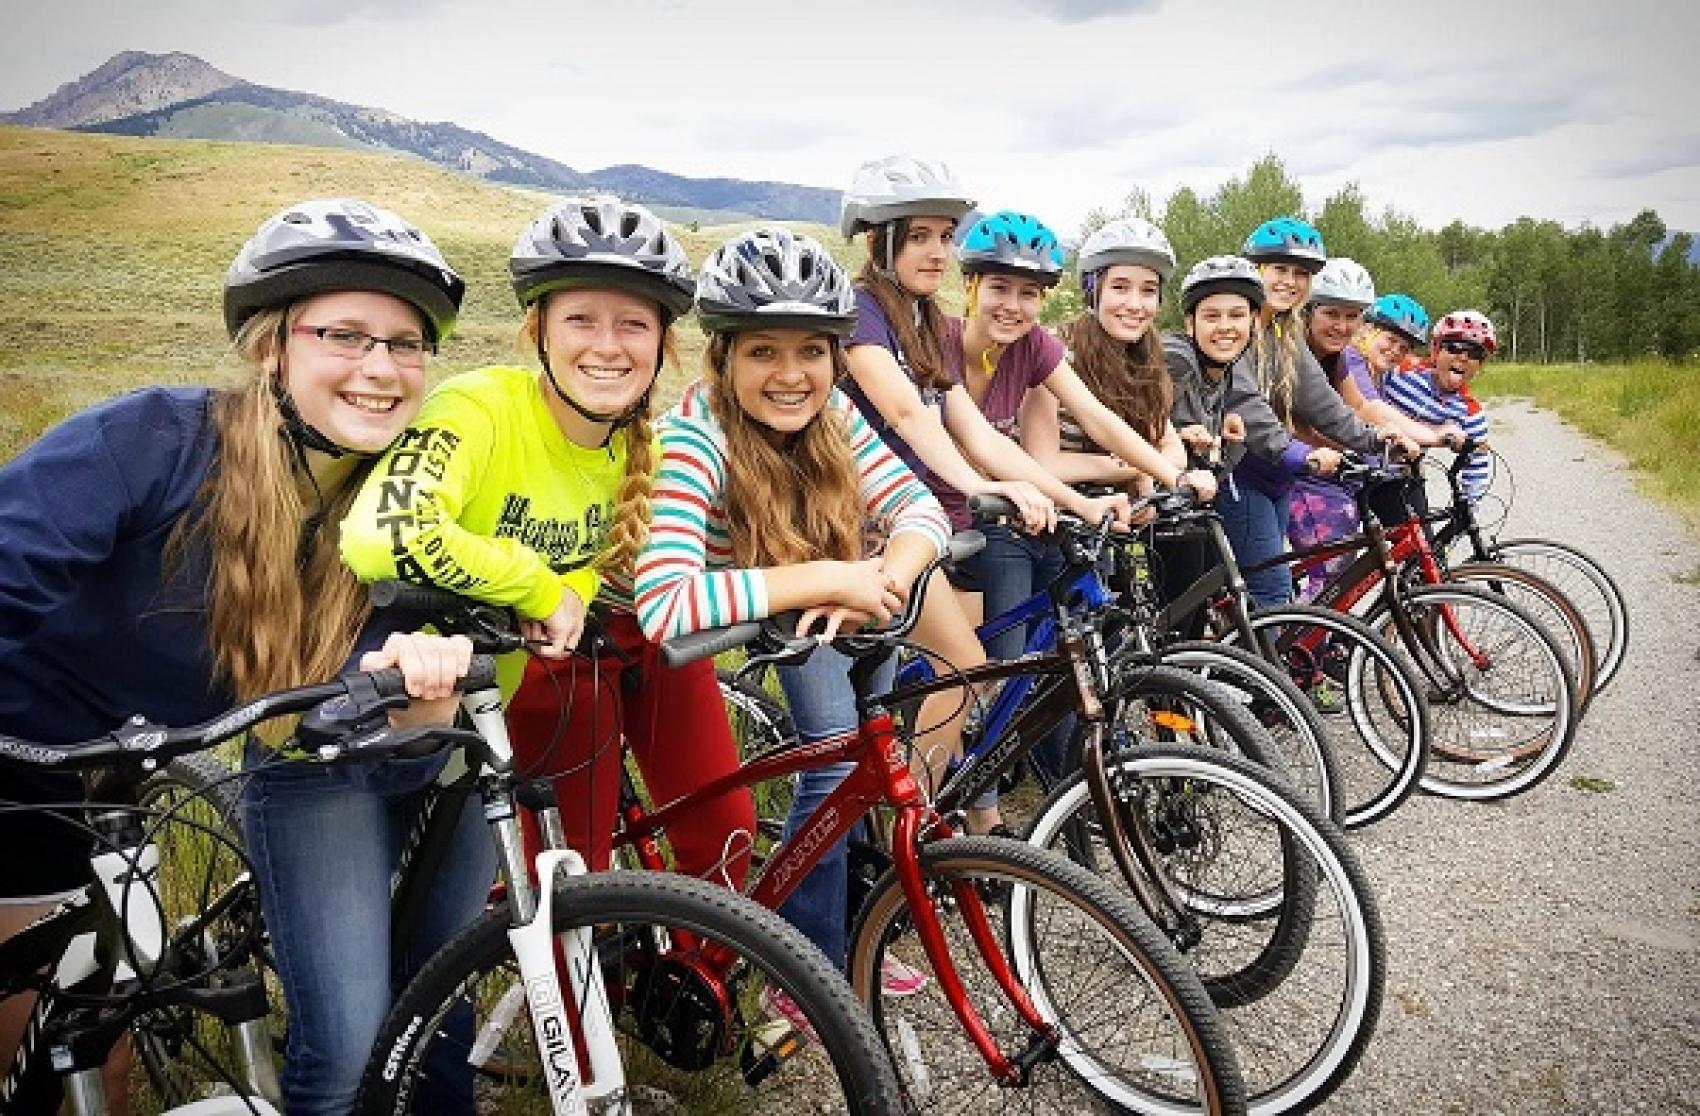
xmin=291 ymin=325 xmax=436 ymax=368
xmin=1437 ymin=339 xmax=1487 ymax=361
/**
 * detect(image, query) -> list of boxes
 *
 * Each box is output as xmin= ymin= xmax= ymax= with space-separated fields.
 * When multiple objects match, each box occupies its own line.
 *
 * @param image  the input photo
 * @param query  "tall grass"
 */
xmin=1483 ymin=360 xmax=1700 ymax=529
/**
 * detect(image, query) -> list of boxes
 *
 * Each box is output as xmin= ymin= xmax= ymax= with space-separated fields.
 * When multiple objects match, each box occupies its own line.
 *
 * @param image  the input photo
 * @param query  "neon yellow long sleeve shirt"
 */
xmin=340 ymin=365 xmax=627 ymax=621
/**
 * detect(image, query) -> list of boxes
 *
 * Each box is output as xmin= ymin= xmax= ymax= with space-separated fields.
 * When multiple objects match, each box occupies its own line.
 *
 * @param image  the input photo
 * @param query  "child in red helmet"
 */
xmin=1383 ymin=310 xmax=1497 ymax=501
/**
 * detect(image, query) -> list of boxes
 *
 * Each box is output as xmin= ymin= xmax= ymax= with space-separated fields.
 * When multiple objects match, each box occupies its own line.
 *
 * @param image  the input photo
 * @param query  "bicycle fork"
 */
xmin=463 ymin=690 xmax=628 ymax=1116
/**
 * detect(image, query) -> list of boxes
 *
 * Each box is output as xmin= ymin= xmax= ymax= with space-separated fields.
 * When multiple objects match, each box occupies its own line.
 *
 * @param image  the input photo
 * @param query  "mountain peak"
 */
xmin=2 ymin=51 xmax=239 ymax=128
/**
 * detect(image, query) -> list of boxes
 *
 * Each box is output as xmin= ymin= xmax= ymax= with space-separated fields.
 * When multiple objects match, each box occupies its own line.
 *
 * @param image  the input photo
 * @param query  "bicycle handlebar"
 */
xmin=658 ymin=531 xmax=986 ymax=670
xmin=0 ymin=656 xmax=498 ymax=772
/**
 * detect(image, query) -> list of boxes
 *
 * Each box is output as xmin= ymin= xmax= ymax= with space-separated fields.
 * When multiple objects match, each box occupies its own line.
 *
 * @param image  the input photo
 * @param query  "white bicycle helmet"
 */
xmin=1309 ymin=258 xmax=1376 ymax=308
xmin=1077 ymin=217 xmax=1177 ymax=283
xmin=1180 ymin=256 xmax=1266 ymax=314
xmin=838 ymin=155 xmax=976 ymax=239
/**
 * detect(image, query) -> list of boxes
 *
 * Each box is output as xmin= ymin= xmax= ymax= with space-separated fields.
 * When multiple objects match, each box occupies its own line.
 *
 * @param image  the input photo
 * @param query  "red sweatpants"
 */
xmin=505 ymin=610 xmax=755 ymax=890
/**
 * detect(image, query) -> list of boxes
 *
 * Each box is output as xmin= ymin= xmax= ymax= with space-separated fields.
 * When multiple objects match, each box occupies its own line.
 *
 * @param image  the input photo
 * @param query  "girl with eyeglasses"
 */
xmin=0 ymin=198 xmax=477 ymax=1115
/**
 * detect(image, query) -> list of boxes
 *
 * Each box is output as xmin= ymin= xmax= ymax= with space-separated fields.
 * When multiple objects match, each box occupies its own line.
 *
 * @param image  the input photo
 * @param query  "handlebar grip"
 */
xmin=967 ymin=493 xmax=1021 ymax=522
xmin=660 ymin=623 xmax=762 ymax=669
xmin=369 ymin=580 xmax=472 ymax=614
xmin=359 ymin=654 xmax=499 ymax=700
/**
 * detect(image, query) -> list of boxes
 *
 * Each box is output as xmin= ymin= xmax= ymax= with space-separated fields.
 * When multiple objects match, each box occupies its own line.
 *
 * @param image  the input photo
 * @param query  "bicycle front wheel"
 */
xmin=848 ymin=835 xmax=1246 ymax=1115
xmin=1488 ymin=537 xmax=1629 ymax=695
xmin=1154 ymin=642 xmax=1341 ymax=822
xmin=1024 ymin=746 xmax=1384 ymax=1115
xmin=1224 ymin=605 xmax=1430 ymax=829
xmin=359 ymin=870 xmax=902 ymax=1114
xmin=1369 ymin=584 xmax=1580 ymax=801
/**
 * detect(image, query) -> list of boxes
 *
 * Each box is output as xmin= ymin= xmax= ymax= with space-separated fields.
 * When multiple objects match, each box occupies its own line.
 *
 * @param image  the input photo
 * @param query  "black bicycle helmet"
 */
xmin=695 ymin=228 xmax=857 ymax=338
xmin=509 ymin=195 xmax=694 ymax=319
xmin=224 ymin=198 xmax=464 ymax=341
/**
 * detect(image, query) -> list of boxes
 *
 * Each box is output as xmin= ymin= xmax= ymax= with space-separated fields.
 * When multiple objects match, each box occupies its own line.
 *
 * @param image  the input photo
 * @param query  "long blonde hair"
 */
xmin=519 ymin=297 xmax=678 ymax=578
xmin=172 ymin=307 xmax=374 ymax=701
xmin=1251 ymin=310 xmax=1302 ymax=425
xmin=703 ymin=333 xmax=865 ymax=566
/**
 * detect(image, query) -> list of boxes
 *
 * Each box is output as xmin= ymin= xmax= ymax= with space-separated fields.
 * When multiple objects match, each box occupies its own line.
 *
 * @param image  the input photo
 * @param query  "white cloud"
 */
xmin=2 ymin=0 xmax=1697 ymax=233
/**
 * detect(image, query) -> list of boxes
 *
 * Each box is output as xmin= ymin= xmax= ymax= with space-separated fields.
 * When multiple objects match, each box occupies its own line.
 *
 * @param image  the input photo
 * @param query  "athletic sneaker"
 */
xmin=760 ymin=984 xmax=818 ymax=1044
xmin=880 ymin=953 xmax=930 ymax=997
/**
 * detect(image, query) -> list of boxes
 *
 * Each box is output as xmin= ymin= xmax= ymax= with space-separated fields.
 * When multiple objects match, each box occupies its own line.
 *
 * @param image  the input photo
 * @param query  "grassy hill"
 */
xmin=0 ymin=125 xmax=877 ymax=458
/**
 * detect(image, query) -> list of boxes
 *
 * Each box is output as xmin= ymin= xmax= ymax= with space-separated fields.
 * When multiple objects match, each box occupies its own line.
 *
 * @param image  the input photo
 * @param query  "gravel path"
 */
xmin=1324 ymin=399 xmax=1700 ymax=1113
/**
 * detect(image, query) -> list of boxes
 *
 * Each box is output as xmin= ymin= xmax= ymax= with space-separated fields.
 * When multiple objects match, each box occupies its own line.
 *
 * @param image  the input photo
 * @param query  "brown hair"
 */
xmin=1064 ymin=310 xmax=1172 ymax=444
xmin=519 ymin=297 xmax=679 ymax=578
xmin=855 ymin=218 xmax=954 ymax=391
xmin=703 ymin=333 xmax=865 ymax=566
xmin=171 ymin=307 xmax=374 ymax=701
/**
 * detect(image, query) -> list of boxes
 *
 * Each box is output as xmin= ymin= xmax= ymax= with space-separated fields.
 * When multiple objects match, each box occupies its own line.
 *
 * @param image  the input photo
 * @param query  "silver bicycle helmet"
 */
xmin=510 ymin=195 xmax=695 ymax=318
xmin=838 ymin=155 xmax=976 ymax=239
xmin=1077 ymin=217 xmax=1177 ymax=283
xmin=223 ymin=198 xmax=464 ymax=340
xmin=1308 ymin=258 xmax=1376 ymax=308
xmin=1180 ymin=256 xmax=1266 ymax=314
xmin=696 ymin=228 xmax=857 ymax=338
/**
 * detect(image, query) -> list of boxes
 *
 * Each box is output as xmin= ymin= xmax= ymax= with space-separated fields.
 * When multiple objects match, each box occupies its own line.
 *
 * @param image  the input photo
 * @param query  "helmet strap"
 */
xmin=270 ymin=316 xmax=358 ymax=462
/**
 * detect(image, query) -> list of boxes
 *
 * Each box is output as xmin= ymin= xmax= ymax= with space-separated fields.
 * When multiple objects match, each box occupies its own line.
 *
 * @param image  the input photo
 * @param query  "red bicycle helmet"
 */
xmin=1432 ymin=309 xmax=1498 ymax=354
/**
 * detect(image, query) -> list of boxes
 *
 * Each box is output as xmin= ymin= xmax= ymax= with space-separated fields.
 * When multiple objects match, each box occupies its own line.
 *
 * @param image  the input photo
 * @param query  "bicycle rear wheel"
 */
xmin=848 ymin=836 xmax=1246 ymax=1115
xmin=1024 ymin=746 xmax=1384 ymax=1114
xmin=358 ymin=869 xmax=902 ymax=1114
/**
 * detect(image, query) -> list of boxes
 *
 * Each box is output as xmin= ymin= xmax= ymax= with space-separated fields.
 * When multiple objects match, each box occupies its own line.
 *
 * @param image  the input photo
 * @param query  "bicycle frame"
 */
xmin=615 ymin=652 xmax=1058 ymax=1083
xmin=0 ymin=793 xmax=280 ymax=1115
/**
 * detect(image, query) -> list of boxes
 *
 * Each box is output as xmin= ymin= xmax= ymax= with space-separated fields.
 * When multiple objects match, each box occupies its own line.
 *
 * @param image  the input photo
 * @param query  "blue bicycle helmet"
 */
xmin=1366 ymin=293 xmax=1431 ymax=345
xmin=957 ymin=210 xmax=1065 ymax=288
xmin=1241 ymin=216 xmax=1327 ymax=273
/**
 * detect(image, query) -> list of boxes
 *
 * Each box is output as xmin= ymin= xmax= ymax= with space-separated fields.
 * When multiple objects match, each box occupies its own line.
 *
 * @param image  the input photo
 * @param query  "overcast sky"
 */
xmin=3 ymin=0 xmax=1697 ymax=237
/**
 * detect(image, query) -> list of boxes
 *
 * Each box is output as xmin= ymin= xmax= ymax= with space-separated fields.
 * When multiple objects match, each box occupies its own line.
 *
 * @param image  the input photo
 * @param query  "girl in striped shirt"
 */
xmin=635 ymin=228 xmax=951 ymax=975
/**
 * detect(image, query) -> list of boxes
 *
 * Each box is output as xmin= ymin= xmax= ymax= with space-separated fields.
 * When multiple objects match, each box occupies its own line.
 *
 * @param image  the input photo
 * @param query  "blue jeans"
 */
xmin=241 ymin=754 xmax=496 ymax=1115
xmin=774 ymin=646 xmax=894 ymax=969
xmin=1218 ymin=479 xmax=1296 ymax=608
xmin=969 ymin=523 xmax=1074 ymax=784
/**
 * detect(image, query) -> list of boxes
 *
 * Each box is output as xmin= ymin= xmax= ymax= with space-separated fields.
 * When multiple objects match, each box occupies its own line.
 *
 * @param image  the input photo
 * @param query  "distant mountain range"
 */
xmin=1 ymin=51 xmax=841 ymax=224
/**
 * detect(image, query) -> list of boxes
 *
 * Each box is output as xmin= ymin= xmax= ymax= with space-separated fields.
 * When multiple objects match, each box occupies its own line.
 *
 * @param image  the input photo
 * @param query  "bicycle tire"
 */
xmin=357 ymin=869 xmax=903 ymax=1114
xmin=1023 ymin=746 xmax=1383 ymax=1114
xmin=132 ymin=753 xmax=282 ymax=1110
xmin=1444 ymin=562 xmax=1598 ymax=705
xmin=1366 ymin=584 xmax=1580 ymax=801
xmin=1155 ymin=642 xmax=1341 ymax=823
xmin=847 ymin=835 xmax=1247 ymax=1115
xmin=1222 ymin=605 xmax=1430 ymax=829
xmin=1488 ymin=538 xmax=1629 ymax=695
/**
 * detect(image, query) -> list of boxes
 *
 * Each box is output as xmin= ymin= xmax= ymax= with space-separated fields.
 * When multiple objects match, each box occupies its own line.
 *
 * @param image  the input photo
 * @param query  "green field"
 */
xmin=1484 ymin=360 xmax=1700 ymax=530
xmin=0 ymin=125 xmax=892 ymax=458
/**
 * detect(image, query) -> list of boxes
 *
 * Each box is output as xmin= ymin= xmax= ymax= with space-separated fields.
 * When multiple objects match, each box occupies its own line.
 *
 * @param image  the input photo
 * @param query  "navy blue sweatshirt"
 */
xmin=0 ymin=387 xmax=227 ymax=746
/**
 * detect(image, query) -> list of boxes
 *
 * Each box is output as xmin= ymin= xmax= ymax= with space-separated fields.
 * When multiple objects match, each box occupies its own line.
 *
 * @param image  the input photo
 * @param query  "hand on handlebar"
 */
xmin=1075 ymin=489 xmax=1134 ymax=531
xmin=521 ymin=590 xmax=588 ymax=658
xmin=977 ymin=479 xmax=1055 ymax=534
xmin=359 ymin=631 xmax=474 ymax=724
xmin=1174 ymin=468 xmax=1218 ymax=503
xmin=1382 ymin=430 xmax=1423 ymax=462
xmin=1305 ymin=447 xmax=1345 ymax=477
